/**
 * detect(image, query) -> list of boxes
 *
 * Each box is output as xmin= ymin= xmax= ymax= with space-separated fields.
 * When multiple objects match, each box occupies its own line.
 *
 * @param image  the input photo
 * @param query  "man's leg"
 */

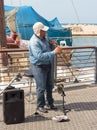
xmin=31 ymin=65 xmax=47 ymax=108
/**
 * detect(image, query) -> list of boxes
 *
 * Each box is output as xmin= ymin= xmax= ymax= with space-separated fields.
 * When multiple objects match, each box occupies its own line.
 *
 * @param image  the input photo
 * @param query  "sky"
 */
xmin=4 ymin=0 xmax=97 ymax=24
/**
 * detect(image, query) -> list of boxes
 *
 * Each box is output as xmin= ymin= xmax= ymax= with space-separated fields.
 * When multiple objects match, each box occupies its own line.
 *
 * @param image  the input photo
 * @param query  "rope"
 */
xmin=69 ymin=0 xmax=80 ymax=23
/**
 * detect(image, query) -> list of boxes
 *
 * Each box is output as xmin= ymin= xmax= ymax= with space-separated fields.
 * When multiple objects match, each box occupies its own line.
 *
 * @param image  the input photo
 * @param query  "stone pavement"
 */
xmin=0 ymin=84 xmax=97 ymax=130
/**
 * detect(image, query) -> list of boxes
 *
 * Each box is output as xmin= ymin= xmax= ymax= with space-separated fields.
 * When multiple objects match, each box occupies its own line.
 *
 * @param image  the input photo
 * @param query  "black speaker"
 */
xmin=3 ymin=88 xmax=25 ymax=124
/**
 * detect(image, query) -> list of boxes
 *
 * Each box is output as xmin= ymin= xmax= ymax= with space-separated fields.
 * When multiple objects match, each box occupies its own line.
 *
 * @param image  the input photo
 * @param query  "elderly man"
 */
xmin=28 ymin=22 xmax=62 ymax=113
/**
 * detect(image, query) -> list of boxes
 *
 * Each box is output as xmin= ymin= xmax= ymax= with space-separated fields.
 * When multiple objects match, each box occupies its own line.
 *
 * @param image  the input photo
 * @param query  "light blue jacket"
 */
xmin=28 ymin=34 xmax=55 ymax=65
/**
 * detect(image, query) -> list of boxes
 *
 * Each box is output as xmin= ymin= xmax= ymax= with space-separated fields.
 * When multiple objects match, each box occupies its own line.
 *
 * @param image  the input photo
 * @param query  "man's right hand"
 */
xmin=54 ymin=46 xmax=62 ymax=54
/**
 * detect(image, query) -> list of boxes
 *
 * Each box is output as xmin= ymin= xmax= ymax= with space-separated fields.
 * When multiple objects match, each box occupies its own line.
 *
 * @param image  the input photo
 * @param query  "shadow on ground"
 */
xmin=25 ymin=113 xmax=50 ymax=123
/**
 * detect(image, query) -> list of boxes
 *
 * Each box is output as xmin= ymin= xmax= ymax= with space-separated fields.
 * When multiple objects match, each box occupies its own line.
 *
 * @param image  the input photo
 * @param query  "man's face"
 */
xmin=40 ymin=30 xmax=46 ymax=38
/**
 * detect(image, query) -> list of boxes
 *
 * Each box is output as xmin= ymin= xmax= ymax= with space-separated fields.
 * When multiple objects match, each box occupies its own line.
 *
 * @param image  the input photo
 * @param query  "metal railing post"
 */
xmin=54 ymin=55 xmax=57 ymax=84
xmin=95 ymin=47 xmax=97 ymax=84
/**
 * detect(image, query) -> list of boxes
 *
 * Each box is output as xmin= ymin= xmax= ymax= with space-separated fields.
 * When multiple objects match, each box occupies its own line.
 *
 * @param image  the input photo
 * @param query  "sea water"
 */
xmin=72 ymin=36 xmax=97 ymax=46
xmin=72 ymin=36 xmax=97 ymax=68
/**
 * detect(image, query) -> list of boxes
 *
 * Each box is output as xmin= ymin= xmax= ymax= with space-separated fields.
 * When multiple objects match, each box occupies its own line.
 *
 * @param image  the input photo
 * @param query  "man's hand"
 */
xmin=54 ymin=46 xmax=62 ymax=54
xmin=50 ymin=40 xmax=58 ymax=46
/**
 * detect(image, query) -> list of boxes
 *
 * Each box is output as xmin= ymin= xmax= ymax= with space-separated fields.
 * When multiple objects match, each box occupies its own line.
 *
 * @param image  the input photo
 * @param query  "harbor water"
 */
xmin=72 ymin=36 xmax=97 ymax=46
xmin=71 ymin=36 xmax=97 ymax=68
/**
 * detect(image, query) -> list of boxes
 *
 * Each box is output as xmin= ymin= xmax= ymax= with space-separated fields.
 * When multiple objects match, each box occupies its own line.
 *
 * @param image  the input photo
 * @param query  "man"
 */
xmin=28 ymin=22 xmax=62 ymax=113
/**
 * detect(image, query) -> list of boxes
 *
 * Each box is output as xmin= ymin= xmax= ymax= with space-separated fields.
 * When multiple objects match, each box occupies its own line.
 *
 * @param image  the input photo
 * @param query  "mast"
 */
xmin=0 ymin=0 xmax=7 ymax=47
xmin=0 ymin=0 xmax=8 ymax=66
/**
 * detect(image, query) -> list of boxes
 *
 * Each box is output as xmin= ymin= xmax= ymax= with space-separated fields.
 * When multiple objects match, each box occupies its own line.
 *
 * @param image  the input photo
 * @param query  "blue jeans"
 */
xmin=31 ymin=64 xmax=54 ymax=108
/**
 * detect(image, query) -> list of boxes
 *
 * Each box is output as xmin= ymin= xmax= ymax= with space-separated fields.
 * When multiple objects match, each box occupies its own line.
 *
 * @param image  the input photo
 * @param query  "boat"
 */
xmin=4 ymin=5 xmax=72 ymax=47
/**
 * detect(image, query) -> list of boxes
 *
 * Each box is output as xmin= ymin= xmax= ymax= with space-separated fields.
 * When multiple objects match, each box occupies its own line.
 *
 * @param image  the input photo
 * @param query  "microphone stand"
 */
xmin=57 ymin=84 xmax=71 ymax=115
xmin=52 ymin=84 xmax=70 ymax=122
xmin=0 ymin=73 xmax=22 ymax=95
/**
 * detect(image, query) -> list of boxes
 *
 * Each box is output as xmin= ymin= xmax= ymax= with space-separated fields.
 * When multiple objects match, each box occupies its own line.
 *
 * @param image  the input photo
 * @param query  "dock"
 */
xmin=0 ymin=84 xmax=97 ymax=130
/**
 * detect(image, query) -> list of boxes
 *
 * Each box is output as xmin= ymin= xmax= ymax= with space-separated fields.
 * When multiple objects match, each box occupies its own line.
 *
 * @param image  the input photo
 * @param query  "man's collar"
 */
xmin=35 ymin=34 xmax=46 ymax=41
